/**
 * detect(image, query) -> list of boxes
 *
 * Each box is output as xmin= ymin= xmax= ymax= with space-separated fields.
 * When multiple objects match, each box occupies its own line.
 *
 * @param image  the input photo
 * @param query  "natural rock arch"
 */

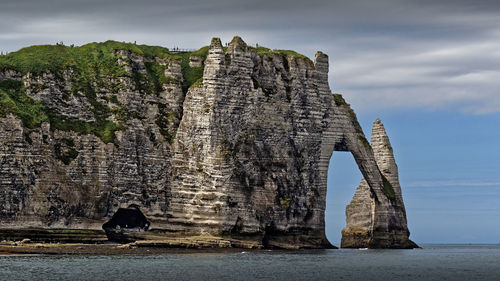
xmin=320 ymin=116 xmax=416 ymax=248
xmin=167 ymin=37 xmax=416 ymax=248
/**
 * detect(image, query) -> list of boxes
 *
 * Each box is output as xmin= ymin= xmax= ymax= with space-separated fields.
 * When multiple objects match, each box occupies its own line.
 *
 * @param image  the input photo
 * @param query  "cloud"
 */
xmin=1 ymin=0 xmax=500 ymax=114
xmin=331 ymin=30 xmax=500 ymax=114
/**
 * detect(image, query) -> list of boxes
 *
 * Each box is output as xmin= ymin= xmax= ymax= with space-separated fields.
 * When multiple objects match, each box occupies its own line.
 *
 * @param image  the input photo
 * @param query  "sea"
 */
xmin=1 ymin=244 xmax=500 ymax=281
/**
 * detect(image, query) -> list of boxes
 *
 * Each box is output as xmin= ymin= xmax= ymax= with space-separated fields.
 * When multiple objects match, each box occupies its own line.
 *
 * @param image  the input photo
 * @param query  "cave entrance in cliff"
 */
xmin=325 ymin=152 xmax=362 ymax=246
xmin=102 ymin=205 xmax=151 ymax=233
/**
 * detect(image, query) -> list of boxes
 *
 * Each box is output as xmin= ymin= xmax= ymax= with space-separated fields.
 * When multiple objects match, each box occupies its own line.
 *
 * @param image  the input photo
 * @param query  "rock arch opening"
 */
xmin=319 ymin=118 xmax=416 ymax=248
xmin=325 ymin=152 xmax=363 ymax=246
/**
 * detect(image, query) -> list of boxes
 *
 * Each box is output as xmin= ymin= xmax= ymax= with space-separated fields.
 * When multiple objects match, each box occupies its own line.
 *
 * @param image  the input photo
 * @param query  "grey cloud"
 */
xmin=331 ymin=28 xmax=500 ymax=114
xmin=1 ymin=0 xmax=500 ymax=113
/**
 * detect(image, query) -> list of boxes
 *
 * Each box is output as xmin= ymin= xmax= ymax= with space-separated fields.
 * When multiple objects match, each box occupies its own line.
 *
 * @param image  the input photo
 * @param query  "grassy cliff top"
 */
xmin=0 ymin=40 xmax=177 ymax=75
xmin=0 ymin=39 xmax=313 ymax=145
xmin=225 ymin=36 xmax=312 ymax=63
xmin=251 ymin=46 xmax=311 ymax=61
xmin=0 ymin=39 xmax=312 ymax=75
xmin=0 ymin=41 xmax=206 ymax=144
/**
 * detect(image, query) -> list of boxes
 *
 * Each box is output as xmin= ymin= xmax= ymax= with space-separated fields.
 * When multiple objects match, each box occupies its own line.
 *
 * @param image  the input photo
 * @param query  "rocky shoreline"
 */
xmin=0 ymin=242 xmax=260 ymax=255
xmin=0 ymin=236 xmax=321 ymax=255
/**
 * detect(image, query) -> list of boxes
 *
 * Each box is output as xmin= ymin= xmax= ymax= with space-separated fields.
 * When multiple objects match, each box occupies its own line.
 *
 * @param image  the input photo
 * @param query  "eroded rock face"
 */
xmin=342 ymin=119 xmax=417 ymax=248
xmin=0 ymin=37 xmax=414 ymax=248
xmin=189 ymin=55 xmax=203 ymax=67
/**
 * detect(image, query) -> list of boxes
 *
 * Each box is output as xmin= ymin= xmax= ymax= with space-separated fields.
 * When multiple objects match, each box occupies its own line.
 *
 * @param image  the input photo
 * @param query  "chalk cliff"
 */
xmin=341 ymin=119 xmax=417 ymax=248
xmin=0 ymin=36 xmax=416 ymax=248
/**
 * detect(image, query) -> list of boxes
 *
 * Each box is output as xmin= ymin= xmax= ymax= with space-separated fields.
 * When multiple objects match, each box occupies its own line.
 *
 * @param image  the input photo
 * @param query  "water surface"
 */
xmin=1 ymin=244 xmax=500 ymax=280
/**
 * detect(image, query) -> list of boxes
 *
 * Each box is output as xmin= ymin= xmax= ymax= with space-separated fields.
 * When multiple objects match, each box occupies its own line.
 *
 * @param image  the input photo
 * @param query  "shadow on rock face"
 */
xmin=102 ymin=205 xmax=150 ymax=243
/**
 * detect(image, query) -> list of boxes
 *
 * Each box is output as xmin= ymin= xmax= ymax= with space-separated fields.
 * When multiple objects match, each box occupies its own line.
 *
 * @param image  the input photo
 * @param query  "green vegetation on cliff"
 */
xmin=333 ymin=93 xmax=347 ymax=106
xmin=253 ymin=46 xmax=309 ymax=60
xmin=0 ymin=76 xmax=123 ymax=144
xmin=381 ymin=174 xmax=396 ymax=200
xmin=0 ymin=41 xmax=173 ymax=75
xmin=136 ymin=61 xmax=180 ymax=95
xmin=0 ymin=41 xmax=169 ymax=143
xmin=155 ymin=103 xmax=178 ymax=144
xmin=0 ymin=41 xmax=210 ymax=143
xmin=178 ymin=46 xmax=209 ymax=90
xmin=248 ymin=46 xmax=313 ymax=66
xmin=0 ymin=40 xmax=307 ymax=144
xmin=0 ymin=79 xmax=48 ymax=128
xmin=225 ymin=36 xmax=312 ymax=65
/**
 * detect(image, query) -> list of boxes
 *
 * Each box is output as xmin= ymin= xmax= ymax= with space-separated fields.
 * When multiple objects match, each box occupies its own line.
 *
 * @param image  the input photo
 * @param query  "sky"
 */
xmin=1 ymin=0 xmax=499 ymax=245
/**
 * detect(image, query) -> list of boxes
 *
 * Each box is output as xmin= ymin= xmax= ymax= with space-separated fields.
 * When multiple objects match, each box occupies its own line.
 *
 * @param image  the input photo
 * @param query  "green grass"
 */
xmin=221 ymin=37 xmax=312 ymax=65
xmin=190 ymin=77 xmax=203 ymax=89
xmin=133 ymin=61 xmax=181 ymax=95
xmin=249 ymin=46 xmax=313 ymax=65
xmin=0 ymin=78 xmax=124 ymax=144
xmin=333 ymin=93 xmax=347 ymax=106
xmin=189 ymin=46 xmax=209 ymax=58
xmin=178 ymin=46 xmax=209 ymax=90
xmin=0 ymin=80 xmax=48 ymax=128
xmin=273 ymin=50 xmax=310 ymax=60
xmin=0 ymin=41 xmax=174 ymax=75
xmin=46 ymin=110 xmax=92 ymax=133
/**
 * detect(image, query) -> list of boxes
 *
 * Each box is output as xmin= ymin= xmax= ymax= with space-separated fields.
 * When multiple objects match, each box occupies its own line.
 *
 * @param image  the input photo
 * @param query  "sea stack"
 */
xmin=342 ymin=119 xmax=417 ymax=248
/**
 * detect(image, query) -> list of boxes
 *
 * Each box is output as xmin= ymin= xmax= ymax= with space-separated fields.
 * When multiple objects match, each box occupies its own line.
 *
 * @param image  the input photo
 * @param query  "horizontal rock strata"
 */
xmin=342 ymin=119 xmax=417 ymax=248
xmin=0 ymin=37 xmax=415 ymax=248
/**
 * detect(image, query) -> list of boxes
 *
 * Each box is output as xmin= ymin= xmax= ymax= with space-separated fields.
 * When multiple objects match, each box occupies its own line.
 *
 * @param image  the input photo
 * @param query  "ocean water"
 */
xmin=1 ymin=244 xmax=500 ymax=281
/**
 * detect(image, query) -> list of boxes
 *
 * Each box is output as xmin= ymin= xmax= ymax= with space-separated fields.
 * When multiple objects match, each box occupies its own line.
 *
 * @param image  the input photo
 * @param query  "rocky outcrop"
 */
xmin=189 ymin=55 xmax=203 ymax=67
xmin=0 ymin=37 xmax=415 ymax=248
xmin=342 ymin=119 xmax=417 ymax=248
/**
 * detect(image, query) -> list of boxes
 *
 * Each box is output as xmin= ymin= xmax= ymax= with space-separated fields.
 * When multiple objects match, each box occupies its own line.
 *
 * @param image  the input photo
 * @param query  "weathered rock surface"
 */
xmin=0 ymin=37 xmax=415 ymax=248
xmin=189 ymin=55 xmax=203 ymax=67
xmin=342 ymin=119 xmax=417 ymax=248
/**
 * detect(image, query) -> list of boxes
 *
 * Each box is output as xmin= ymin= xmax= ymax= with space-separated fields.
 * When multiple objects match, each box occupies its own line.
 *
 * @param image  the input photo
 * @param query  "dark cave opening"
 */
xmin=102 ymin=205 xmax=150 ymax=240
